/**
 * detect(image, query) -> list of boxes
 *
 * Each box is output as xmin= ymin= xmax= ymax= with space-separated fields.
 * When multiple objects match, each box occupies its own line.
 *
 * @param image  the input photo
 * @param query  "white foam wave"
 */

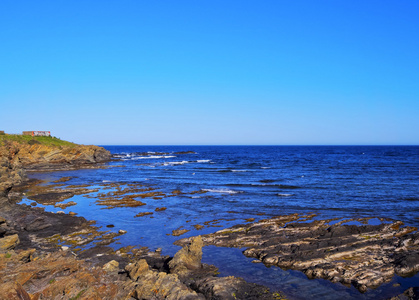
xmin=278 ymin=193 xmax=293 ymax=197
xmin=261 ymin=167 xmax=271 ymax=169
xmin=163 ymin=161 xmax=189 ymax=166
xmin=202 ymin=188 xmax=241 ymax=194
xmin=136 ymin=155 xmax=176 ymax=160
xmin=232 ymin=170 xmax=247 ymax=172
xmin=197 ymin=159 xmax=211 ymax=163
xmin=114 ymin=154 xmax=129 ymax=158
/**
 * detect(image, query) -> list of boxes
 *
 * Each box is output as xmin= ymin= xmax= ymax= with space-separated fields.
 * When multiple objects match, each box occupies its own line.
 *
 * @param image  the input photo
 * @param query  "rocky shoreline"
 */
xmin=1 ymin=140 xmax=419 ymax=299
xmin=0 ymin=140 xmax=287 ymax=299
xmin=177 ymin=214 xmax=419 ymax=296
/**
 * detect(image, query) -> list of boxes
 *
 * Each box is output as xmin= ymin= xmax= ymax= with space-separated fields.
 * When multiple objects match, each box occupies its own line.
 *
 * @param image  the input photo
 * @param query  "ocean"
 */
xmin=24 ymin=145 xmax=419 ymax=299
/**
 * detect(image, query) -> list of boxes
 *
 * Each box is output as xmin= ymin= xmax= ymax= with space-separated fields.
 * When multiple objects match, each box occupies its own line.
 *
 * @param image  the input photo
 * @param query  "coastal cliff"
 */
xmin=0 ymin=141 xmax=25 ymax=198
xmin=0 ymin=136 xmax=111 ymax=197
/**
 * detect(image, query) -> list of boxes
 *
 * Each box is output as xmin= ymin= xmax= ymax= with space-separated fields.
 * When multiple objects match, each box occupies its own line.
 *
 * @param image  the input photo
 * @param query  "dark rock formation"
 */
xmin=177 ymin=213 xmax=419 ymax=293
xmin=388 ymin=287 xmax=419 ymax=300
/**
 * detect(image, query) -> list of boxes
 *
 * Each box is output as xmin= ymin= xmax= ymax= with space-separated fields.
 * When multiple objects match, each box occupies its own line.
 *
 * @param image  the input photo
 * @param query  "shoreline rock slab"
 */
xmin=176 ymin=213 xmax=419 ymax=293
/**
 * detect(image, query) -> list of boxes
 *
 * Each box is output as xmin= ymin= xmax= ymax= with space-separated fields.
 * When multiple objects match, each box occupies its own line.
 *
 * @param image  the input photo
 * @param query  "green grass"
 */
xmin=0 ymin=134 xmax=77 ymax=147
xmin=70 ymin=289 xmax=86 ymax=300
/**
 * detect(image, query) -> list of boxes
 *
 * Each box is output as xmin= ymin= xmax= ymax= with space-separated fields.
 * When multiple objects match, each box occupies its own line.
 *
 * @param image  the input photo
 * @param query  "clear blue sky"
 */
xmin=1 ymin=1 xmax=418 ymax=145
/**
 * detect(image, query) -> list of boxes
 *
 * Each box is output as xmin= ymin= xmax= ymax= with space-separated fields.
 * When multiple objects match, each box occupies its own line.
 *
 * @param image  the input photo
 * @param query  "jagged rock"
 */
xmin=16 ymin=144 xmax=111 ymax=169
xmin=126 ymin=259 xmax=151 ymax=281
xmin=24 ymin=216 xmax=52 ymax=231
xmin=0 ymin=142 xmax=25 ymax=198
xmin=126 ymin=259 xmax=204 ymax=299
xmin=169 ymin=236 xmax=203 ymax=276
xmin=0 ymin=234 xmax=19 ymax=250
xmin=389 ymin=287 xmax=419 ymax=300
xmin=393 ymin=251 xmax=419 ymax=276
xmin=1 ymin=140 xmax=110 ymax=198
xmin=176 ymin=214 xmax=419 ymax=293
xmin=103 ymin=260 xmax=119 ymax=273
xmin=16 ymin=249 xmax=36 ymax=263
xmin=0 ymin=249 xmax=131 ymax=299
xmin=193 ymin=276 xmax=275 ymax=300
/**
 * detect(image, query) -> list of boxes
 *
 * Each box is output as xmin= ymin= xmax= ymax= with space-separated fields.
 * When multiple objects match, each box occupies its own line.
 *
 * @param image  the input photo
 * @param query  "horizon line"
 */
xmin=96 ymin=144 xmax=419 ymax=147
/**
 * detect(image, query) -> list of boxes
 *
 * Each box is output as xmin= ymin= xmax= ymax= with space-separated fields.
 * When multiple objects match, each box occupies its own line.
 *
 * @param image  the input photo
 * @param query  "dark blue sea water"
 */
xmin=25 ymin=146 xmax=419 ymax=299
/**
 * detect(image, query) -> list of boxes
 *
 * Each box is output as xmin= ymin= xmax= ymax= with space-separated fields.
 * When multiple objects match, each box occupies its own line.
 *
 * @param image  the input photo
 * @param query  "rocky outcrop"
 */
xmin=0 ymin=221 xmax=283 ymax=300
xmin=126 ymin=259 xmax=205 ymax=299
xmin=389 ymin=287 xmax=419 ymax=300
xmin=177 ymin=213 xmax=419 ymax=293
xmin=14 ymin=143 xmax=111 ymax=171
xmin=0 ymin=141 xmax=25 ymax=197
xmin=0 ymin=140 xmax=111 ymax=197
xmin=0 ymin=234 xmax=19 ymax=250
xmin=0 ymin=246 xmax=132 ymax=299
xmin=128 ymin=236 xmax=281 ymax=300
xmin=169 ymin=236 xmax=203 ymax=276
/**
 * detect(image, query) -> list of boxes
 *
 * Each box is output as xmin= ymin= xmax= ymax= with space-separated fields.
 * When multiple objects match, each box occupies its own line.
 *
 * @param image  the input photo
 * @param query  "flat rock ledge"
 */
xmin=176 ymin=213 xmax=419 ymax=293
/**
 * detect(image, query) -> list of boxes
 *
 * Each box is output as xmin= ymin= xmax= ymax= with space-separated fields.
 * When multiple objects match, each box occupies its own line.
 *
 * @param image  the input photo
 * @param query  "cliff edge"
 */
xmin=0 ymin=135 xmax=111 ymax=197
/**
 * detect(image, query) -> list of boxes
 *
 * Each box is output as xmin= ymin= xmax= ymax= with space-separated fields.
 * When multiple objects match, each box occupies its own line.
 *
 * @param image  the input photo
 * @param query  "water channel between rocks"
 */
xmin=20 ymin=145 xmax=419 ymax=299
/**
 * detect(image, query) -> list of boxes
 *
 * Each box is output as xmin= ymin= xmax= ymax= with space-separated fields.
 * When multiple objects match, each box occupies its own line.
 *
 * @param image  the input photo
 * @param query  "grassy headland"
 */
xmin=0 ymin=134 xmax=77 ymax=147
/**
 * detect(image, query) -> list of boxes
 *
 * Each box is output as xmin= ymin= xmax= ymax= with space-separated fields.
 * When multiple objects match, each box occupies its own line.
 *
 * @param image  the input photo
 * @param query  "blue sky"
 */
xmin=1 ymin=1 xmax=418 ymax=145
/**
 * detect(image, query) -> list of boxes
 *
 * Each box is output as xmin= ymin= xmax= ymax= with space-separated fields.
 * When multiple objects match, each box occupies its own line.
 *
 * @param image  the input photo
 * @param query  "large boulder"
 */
xmin=0 ymin=234 xmax=19 ymax=250
xmin=169 ymin=236 xmax=203 ymax=276
xmin=125 ymin=259 xmax=204 ymax=299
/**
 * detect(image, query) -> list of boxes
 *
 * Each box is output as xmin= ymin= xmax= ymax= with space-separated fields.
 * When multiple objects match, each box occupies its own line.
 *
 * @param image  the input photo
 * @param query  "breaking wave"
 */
xmin=202 ymin=188 xmax=242 ymax=194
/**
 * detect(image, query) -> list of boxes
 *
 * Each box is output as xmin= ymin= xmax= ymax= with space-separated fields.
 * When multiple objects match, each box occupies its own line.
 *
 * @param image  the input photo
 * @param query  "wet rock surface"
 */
xmin=5 ymin=140 xmax=418 ymax=298
xmin=388 ymin=287 xmax=419 ymax=300
xmin=177 ymin=213 xmax=419 ymax=293
xmin=0 ymin=139 xmax=286 ymax=299
xmin=0 ymin=214 xmax=285 ymax=299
